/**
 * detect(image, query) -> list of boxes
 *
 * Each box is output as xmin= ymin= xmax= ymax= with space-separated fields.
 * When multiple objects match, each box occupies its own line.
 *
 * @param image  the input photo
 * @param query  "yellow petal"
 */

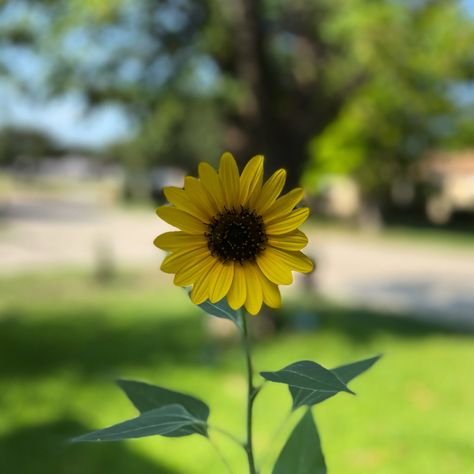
xmin=254 ymin=169 xmax=286 ymax=215
xmin=174 ymin=252 xmax=215 ymax=286
xmin=209 ymin=262 xmax=234 ymax=303
xmin=255 ymin=266 xmax=281 ymax=309
xmin=219 ymin=152 xmax=240 ymax=208
xmin=154 ymin=231 xmax=206 ymax=252
xmin=244 ymin=263 xmax=263 ymax=315
xmin=267 ymin=230 xmax=308 ymax=251
xmin=263 ymin=188 xmax=304 ymax=223
xmin=256 ymin=250 xmax=293 ymax=285
xmin=265 ymin=207 xmax=310 ymax=235
xmin=163 ymin=186 xmax=210 ymax=223
xmin=184 ymin=176 xmax=218 ymax=217
xmin=240 ymin=155 xmax=264 ymax=207
xmin=265 ymin=247 xmax=314 ymax=273
xmin=156 ymin=206 xmax=207 ymax=234
xmin=161 ymin=246 xmax=209 ymax=274
xmin=191 ymin=260 xmax=219 ymax=304
xmin=227 ymin=263 xmax=247 ymax=310
xmin=199 ymin=162 xmax=225 ymax=212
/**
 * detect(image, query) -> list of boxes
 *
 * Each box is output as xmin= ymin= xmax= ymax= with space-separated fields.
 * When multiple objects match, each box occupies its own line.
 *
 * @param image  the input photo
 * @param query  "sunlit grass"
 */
xmin=1 ymin=271 xmax=473 ymax=473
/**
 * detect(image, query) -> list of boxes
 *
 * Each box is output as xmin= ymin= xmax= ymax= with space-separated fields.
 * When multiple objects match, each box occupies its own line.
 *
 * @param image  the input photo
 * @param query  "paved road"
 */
xmin=307 ymin=233 xmax=474 ymax=329
xmin=1 ymin=193 xmax=473 ymax=329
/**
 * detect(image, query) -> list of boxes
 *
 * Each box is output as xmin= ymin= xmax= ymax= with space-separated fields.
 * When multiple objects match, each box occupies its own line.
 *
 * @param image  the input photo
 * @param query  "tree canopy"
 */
xmin=1 ymin=0 xmax=473 ymax=197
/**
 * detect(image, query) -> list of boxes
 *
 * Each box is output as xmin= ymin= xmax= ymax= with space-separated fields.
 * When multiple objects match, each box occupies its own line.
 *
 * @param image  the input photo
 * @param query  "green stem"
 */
xmin=242 ymin=313 xmax=258 ymax=474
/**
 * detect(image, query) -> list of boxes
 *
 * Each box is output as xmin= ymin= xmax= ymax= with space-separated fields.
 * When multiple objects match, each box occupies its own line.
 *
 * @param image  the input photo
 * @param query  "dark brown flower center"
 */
xmin=206 ymin=207 xmax=267 ymax=264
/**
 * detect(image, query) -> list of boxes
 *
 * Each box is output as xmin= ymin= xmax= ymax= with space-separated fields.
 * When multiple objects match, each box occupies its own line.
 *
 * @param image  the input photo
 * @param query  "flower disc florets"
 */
xmin=206 ymin=207 xmax=267 ymax=264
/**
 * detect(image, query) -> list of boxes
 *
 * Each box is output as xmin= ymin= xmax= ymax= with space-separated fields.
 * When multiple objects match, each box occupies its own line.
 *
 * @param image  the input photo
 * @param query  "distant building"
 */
xmin=150 ymin=166 xmax=186 ymax=202
xmin=419 ymin=150 xmax=474 ymax=224
xmin=10 ymin=153 xmax=122 ymax=181
xmin=314 ymin=175 xmax=361 ymax=219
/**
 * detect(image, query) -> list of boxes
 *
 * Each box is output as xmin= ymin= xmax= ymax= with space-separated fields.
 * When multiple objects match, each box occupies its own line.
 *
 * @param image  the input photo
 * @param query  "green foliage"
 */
xmin=0 ymin=127 xmax=63 ymax=165
xmin=332 ymin=354 xmax=382 ymax=385
xmin=305 ymin=0 xmax=474 ymax=196
xmin=291 ymin=355 xmax=381 ymax=409
xmin=113 ymin=99 xmax=224 ymax=171
xmin=273 ymin=410 xmax=326 ymax=474
xmin=261 ymin=360 xmax=354 ymax=395
xmin=72 ymin=404 xmax=207 ymax=442
xmin=117 ymin=380 xmax=210 ymax=423
xmin=72 ymin=292 xmax=377 ymax=473
xmin=197 ymin=297 xmax=243 ymax=327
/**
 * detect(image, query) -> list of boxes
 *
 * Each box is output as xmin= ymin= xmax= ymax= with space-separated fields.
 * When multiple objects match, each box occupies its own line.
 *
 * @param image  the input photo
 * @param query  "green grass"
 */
xmin=1 ymin=271 xmax=473 ymax=474
xmin=375 ymin=225 xmax=474 ymax=250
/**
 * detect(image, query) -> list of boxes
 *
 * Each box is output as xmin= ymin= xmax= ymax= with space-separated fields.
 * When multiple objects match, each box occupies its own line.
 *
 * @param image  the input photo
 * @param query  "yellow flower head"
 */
xmin=154 ymin=153 xmax=314 ymax=315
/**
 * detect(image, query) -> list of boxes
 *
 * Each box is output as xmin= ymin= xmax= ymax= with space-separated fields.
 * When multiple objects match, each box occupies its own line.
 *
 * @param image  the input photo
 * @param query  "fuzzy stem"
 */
xmin=242 ymin=313 xmax=258 ymax=474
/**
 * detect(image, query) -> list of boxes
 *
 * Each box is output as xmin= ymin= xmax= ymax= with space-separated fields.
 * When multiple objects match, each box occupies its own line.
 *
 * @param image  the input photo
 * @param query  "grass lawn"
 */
xmin=1 ymin=270 xmax=473 ymax=474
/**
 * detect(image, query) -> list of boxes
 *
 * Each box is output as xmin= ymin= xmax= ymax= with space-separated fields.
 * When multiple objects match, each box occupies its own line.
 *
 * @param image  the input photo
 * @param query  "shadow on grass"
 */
xmin=0 ymin=307 xmax=207 ymax=377
xmin=276 ymin=298 xmax=472 ymax=344
xmin=2 ymin=294 xmax=471 ymax=378
xmin=0 ymin=418 xmax=179 ymax=474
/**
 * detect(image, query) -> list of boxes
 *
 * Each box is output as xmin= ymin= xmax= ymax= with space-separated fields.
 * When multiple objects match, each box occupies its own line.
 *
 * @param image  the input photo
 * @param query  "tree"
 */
xmin=1 ymin=0 xmax=473 ymax=195
xmin=0 ymin=127 xmax=63 ymax=166
xmin=304 ymin=0 xmax=474 ymax=200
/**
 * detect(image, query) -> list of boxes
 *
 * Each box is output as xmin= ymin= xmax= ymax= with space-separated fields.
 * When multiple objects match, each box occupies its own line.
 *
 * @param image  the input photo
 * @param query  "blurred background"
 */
xmin=1 ymin=0 xmax=473 ymax=473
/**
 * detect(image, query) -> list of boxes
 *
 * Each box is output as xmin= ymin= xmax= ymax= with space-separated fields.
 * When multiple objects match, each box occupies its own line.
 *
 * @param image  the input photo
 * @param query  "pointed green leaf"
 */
xmin=117 ymin=380 xmax=209 ymax=424
xmin=291 ymin=355 xmax=382 ymax=409
xmin=332 ymin=354 xmax=382 ymax=384
xmin=261 ymin=360 xmax=354 ymax=395
xmin=72 ymin=404 xmax=207 ymax=443
xmin=273 ymin=410 xmax=326 ymax=474
xmin=198 ymin=298 xmax=242 ymax=326
xmin=290 ymin=388 xmax=334 ymax=409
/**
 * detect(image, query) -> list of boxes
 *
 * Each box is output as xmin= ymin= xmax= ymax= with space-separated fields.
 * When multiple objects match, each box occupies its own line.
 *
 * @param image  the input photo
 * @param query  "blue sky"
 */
xmin=0 ymin=82 xmax=132 ymax=149
xmin=464 ymin=0 xmax=474 ymax=14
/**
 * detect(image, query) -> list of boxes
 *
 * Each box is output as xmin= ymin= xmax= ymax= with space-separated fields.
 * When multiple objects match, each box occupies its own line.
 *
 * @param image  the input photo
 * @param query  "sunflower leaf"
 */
xmin=117 ymin=379 xmax=210 ymax=425
xmin=290 ymin=355 xmax=382 ymax=409
xmin=72 ymin=404 xmax=208 ymax=442
xmin=261 ymin=360 xmax=354 ymax=397
xmin=272 ymin=410 xmax=326 ymax=474
xmin=332 ymin=354 xmax=382 ymax=384
xmin=197 ymin=298 xmax=242 ymax=327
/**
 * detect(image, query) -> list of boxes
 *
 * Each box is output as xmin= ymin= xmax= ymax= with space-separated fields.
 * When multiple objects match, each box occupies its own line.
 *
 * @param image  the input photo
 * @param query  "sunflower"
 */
xmin=154 ymin=152 xmax=314 ymax=315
